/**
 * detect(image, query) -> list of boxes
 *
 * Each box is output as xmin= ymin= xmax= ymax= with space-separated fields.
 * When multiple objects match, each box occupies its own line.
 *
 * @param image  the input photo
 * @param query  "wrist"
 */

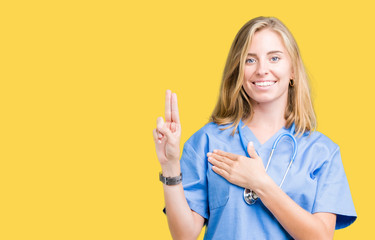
xmin=161 ymin=162 xmax=181 ymax=177
xmin=253 ymin=174 xmax=275 ymax=198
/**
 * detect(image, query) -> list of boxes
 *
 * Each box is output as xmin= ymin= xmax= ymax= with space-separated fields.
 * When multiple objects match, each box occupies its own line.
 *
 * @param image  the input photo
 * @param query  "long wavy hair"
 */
xmin=210 ymin=16 xmax=316 ymax=136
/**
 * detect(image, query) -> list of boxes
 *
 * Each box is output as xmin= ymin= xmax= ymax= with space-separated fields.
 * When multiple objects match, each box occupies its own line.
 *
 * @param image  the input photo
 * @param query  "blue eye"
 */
xmin=271 ymin=56 xmax=280 ymax=62
xmin=245 ymin=58 xmax=256 ymax=64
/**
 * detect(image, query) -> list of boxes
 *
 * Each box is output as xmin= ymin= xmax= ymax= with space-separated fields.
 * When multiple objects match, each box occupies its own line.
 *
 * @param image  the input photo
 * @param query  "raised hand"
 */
xmin=153 ymin=90 xmax=181 ymax=171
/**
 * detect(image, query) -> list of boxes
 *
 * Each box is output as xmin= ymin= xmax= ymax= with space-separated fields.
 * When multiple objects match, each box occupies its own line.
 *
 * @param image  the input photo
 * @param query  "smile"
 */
xmin=253 ymin=81 xmax=277 ymax=87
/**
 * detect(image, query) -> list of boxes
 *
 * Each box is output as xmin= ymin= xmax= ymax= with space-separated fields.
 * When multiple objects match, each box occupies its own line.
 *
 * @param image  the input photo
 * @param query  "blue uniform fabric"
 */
xmin=180 ymin=120 xmax=356 ymax=239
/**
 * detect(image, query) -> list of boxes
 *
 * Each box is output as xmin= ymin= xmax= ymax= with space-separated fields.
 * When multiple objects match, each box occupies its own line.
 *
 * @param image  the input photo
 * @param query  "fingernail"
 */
xmin=207 ymin=152 xmax=212 ymax=156
xmin=213 ymin=149 xmax=218 ymax=153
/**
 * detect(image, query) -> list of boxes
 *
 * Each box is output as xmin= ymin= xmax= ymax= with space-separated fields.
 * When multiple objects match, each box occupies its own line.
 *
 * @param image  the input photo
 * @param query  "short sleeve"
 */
xmin=179 ymin=141 xmax=209 ymax=220
xmin=312 ymin=147 xmax=357 ymax=229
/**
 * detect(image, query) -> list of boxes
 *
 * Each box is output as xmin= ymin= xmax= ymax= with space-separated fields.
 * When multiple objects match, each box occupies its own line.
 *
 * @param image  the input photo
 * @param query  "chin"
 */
xmin=250 ymin=94 xmax=288 ymax=105
xmin=249 ymin=94 xmax=275 ymax=103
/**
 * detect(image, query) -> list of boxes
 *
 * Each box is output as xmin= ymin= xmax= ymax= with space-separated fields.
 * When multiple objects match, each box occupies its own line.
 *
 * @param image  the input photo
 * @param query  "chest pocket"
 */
xmin=207 ymin=166 xmax=230 ymax=210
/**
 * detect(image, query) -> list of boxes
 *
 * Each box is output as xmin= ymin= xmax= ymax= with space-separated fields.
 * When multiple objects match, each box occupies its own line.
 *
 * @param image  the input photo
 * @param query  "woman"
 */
xmin=153 ymin=17 xmax=356 ymax=239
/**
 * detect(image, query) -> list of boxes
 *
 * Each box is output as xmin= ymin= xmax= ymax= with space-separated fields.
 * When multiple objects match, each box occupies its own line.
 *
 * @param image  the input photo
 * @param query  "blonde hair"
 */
xmin=210 ymin=16 xmax=316 ymax=136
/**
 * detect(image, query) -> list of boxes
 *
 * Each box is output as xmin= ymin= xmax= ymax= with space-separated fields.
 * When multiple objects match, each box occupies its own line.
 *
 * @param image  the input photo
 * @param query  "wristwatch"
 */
xmin=159 ymin=172 xmax=182 ymax=185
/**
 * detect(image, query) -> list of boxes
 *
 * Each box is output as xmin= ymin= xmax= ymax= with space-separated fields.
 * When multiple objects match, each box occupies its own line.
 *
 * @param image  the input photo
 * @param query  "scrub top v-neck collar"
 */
xmin=238 ymin=119 xmax=291 ymax=153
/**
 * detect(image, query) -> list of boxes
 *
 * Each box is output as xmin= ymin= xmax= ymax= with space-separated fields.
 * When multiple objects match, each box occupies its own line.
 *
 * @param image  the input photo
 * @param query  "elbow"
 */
xmin=295 ymin=219 xmax=334 ymax=240
xmin=302 ymin=224 xmax=334 ymax=240
xmin=170 ymin=221 xmax=202 ymax=240
xmin=168 ymin=216 xmax=203 ymax=240
xmin=167 ymin=210 xmax=204 ymax=240
xmin=297 ymin=232 xmax=333 ymax=240
xmin=316 ymin=221 xmax=335 ymax=240
xmin=319 ymin=228 xmax=334 ymax=240
xmin=172 ymin=235 xmax=199 ymax=240
xmin=314 ymin=232 xmax=334 ymax=240
xmin=303 ymin=213 xmax=335 ymax=240
xmin=170 ymin=228 xmax=200 ymax=240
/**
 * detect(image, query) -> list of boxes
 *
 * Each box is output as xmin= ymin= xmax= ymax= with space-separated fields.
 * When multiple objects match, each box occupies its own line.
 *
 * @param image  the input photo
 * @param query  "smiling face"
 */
xmin=242 ymin=28 xmax=294 ymax=107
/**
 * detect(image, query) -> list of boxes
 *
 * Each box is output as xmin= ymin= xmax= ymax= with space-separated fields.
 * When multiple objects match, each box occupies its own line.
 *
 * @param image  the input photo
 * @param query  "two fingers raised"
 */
xmin=154 ymin=90 xmax=181 ymax=143
xmin=165 ymin=90 xmax=180 ymax=124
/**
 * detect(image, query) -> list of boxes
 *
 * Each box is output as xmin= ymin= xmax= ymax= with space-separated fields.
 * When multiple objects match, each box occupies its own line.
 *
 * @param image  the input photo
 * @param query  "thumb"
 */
xmin=247 ymin=141 xmax=258 ymax=159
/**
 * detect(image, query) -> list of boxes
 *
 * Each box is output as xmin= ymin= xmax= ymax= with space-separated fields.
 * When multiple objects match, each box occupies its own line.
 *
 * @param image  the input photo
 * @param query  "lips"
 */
xmin=252 ymin=81 xmax=277 ymax=87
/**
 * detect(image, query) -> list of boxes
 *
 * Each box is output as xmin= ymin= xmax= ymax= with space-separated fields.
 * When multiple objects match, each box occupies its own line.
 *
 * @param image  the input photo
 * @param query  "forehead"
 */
xmin=246 ymin=29 xmax=287 ymax=53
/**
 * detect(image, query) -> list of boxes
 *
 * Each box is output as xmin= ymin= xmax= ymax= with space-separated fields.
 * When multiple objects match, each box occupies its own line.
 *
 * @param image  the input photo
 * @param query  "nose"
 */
xmin=256 ymin=59 xmax=269 ymax=76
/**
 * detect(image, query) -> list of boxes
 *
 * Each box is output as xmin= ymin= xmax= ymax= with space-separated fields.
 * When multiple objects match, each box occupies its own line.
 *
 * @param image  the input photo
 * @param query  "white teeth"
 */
xmin=254 ymin=81 xmax=276 ymax=87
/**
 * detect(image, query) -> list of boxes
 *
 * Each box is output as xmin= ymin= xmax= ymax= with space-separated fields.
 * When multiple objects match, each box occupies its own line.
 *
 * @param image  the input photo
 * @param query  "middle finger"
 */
xmin=212 ymin=150 xmax=239 ymax=161
xmin=208 ymin=153 xmax=233 ymax=166
xmin=165 ymin=90 xmax=172 ymax=122
xmin=207 ymin=156 xmax=231 ymax=172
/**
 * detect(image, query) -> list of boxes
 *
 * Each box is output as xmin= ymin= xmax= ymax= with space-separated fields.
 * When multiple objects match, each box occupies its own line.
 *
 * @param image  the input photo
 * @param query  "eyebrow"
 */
xmin=247 ymin=50 xmax=284 ymax=56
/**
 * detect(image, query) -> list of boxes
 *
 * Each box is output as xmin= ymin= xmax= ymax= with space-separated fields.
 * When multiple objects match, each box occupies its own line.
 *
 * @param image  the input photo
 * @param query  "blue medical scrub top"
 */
xmin=180 ymin=120 xmax=356 ymax=239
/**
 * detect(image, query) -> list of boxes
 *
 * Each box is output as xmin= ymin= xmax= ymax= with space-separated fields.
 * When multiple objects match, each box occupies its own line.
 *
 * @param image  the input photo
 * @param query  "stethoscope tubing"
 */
xmin=238 ymin=123 xmax=298 ymax=205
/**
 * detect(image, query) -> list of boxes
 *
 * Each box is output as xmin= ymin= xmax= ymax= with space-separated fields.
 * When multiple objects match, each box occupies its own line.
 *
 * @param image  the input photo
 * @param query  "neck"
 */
xmin=247 ymin=99 xmax=287 ymax=132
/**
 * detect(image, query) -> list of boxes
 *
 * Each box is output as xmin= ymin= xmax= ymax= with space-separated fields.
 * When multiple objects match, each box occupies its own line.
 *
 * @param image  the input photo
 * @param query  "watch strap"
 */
xmin=159 ymin=172 xmax=182 ymax=185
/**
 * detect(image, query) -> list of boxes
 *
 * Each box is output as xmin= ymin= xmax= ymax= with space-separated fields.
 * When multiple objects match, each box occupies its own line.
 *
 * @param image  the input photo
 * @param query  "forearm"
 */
xmin=256 ymin=176 xmax=335 ymax=240
xmin=162 ymin=164 xmax=204 ymax=240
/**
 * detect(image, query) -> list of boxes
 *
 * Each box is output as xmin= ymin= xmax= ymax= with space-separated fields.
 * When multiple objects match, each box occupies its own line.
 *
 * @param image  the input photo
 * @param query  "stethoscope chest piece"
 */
xmin=244 ymin=188 xmax=259 ymax=205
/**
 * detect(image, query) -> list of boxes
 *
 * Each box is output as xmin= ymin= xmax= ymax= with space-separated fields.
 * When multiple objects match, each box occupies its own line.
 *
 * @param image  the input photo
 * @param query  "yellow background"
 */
xmin=0 ymin=0 xmax=373 ymax=239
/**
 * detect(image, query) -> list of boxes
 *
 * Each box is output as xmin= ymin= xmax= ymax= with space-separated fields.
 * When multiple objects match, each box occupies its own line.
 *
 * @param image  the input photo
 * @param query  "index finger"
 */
xmin=212 ymin=150 xmax=240 ymax=160
xmin=171 ymin=93 xmax=180 ymax=124
xmin=165 ymin=90 xmax=172 ymax=122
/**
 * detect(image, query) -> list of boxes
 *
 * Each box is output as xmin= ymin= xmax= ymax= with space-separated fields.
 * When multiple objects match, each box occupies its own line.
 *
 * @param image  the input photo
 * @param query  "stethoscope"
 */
xmin=238 ymin=122 xmax=298 ymax=205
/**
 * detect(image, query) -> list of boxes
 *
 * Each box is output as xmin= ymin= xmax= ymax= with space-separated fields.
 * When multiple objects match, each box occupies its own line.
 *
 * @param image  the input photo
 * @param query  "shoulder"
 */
xmin=300 ymin=130 xmax=338 ymax=149
xmin=298 ymin=130 xmax=340 ymax=165
xmin=187 ymin=122 xmax=233 ymax=143
xmin=184 ymin=122 xmax=235 ymax=150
